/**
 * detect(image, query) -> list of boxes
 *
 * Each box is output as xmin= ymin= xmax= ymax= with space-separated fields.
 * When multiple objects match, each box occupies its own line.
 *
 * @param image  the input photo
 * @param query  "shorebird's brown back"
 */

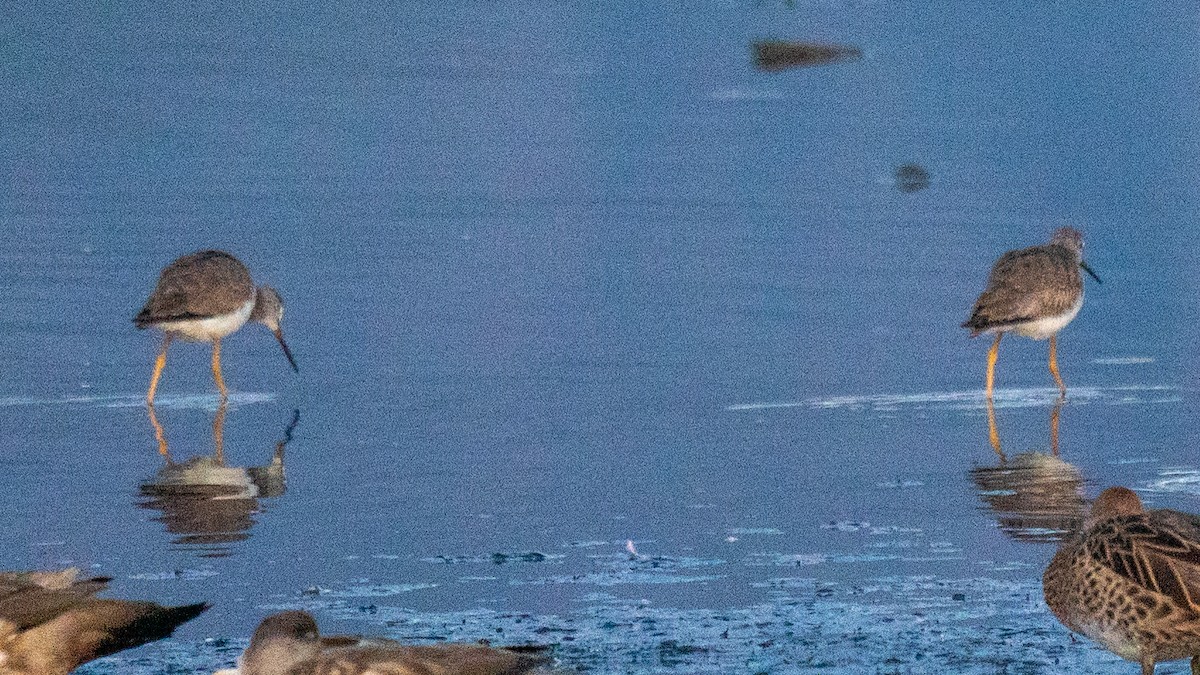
xmin=134 ymin=250 xmax=255 ymax=327
xmin=242 ymin=610 xmax=552 ymax=675
xmin=963 ymin=243 xmax=1083 ymax=336
xmin=298 ymin=642 xmax=552 ymax=675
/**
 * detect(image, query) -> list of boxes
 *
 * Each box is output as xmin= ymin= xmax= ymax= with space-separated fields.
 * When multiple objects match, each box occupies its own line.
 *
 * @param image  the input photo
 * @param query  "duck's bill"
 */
xmin=1080 ymin=261 xmax=1101 ymax=283
xmin=274 ymin=329 xmax=300 ymax=372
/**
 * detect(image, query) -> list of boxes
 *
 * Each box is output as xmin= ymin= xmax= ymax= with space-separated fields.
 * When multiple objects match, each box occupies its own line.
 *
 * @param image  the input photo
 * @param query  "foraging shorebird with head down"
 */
xmin=134 ymin=250 xmax=298 ymax=404
xmin=963 ymin=227 xmax=1100 ymax=400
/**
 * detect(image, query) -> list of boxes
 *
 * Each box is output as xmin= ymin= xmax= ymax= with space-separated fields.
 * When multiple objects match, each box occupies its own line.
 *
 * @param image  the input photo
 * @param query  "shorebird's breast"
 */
xmin=158 ymin=299 xmax=254 ymax=342
xmin=1012 ymin=294 xmax=1084 ymax=340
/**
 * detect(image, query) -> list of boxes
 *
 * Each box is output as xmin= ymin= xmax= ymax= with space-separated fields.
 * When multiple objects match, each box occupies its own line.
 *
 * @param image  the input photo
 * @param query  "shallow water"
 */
xmin=3 ymin=0 xmax=1200 ymax=673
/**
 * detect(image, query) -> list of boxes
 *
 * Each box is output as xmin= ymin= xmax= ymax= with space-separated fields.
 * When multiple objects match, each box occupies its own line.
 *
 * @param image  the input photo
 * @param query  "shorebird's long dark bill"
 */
xmin=274 ymin=329 xmax=299 ymax=372
xmin=1080 ymin=261 xmax=1101 ymax=284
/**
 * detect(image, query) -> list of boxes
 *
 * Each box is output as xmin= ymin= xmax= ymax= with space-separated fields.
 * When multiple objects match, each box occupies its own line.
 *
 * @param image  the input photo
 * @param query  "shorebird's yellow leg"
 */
xmin=147 ymin=403 xmax=169 ymax=458
xmin=147 ymin=334 xmax=172 ymax=405
xmin=1049 ymin=399 xmax=1062 ymax=457
xmin=1048 ymin=335 xmax=1066 ymax=398
xmin=985 ymin=333 xmax=1002 ymax=400
xmin=1141 ymin=655 xmax=1155 ymax=675
xmin=213 ymin=399 xmax=228 ymax=464
xmin=986 ymin=397 xmax=1004 ymax=460
xmin=211 ymin=338 xmax=229 ymax=400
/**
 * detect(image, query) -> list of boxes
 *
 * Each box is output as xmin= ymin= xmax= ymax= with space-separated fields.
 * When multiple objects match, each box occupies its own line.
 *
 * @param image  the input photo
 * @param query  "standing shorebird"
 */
xmin=134 ymin=250 xmax=298 ymax=404
xmin=963 ymin=227 xmax=1100 ymax=400
xmin=1044 ymin=487 xmax=1200 ymax=674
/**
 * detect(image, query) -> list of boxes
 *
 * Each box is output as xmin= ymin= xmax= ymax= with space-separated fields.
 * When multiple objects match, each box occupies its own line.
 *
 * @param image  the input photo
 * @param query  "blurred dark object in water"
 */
xmin=752 ymin=40 xmax=862 ymax=72
xmin=0 ymin=567 xmax=207 ymax=674
xmin=138 ymin=406 xmax=299 ymax=557
xmin=970 ymin=452 xmax=1086 ymax=543
xmin=894 ymin=163 xmax=930 ymax=193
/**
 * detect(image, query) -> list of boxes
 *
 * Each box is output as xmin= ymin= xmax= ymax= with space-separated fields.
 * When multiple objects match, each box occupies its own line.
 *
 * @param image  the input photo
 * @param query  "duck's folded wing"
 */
xmin=1088 ymin=512 xmax=1200 ymax=613
xmin=0 ymin=576 xmax=111 ymax=630
xmin=11 ymin=599 xmax=208 ymax=672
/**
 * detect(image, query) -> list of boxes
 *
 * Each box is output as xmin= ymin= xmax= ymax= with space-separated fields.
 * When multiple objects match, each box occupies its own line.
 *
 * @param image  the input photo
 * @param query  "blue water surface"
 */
xmin=2 ymin=1 xmax=1200 ymax=672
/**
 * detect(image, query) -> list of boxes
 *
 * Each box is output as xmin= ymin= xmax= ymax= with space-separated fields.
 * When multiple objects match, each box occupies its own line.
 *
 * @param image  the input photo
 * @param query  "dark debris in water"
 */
xmin=752 ymin=40 xmax=862 ymax=72
xmin=894 ymin=163 xmax=931 ymax=193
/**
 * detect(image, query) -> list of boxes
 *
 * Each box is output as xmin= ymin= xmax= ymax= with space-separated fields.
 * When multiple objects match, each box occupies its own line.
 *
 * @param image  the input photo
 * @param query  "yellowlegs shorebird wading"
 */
xmin=134 ymin=250 xmax=298 ymax=404
xmin=962 ymin=227 xmax=1100 ymax=400
xmin=1044 ymin=487 xmax=1200 ymax=675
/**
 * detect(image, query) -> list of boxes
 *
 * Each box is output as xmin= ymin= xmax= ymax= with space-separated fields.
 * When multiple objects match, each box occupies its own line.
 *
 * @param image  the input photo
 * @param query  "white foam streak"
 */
xmin=728 ymin=385 xmax=1180 ymax=413
xmin=0 ymin=392 xmax=276 ymax=411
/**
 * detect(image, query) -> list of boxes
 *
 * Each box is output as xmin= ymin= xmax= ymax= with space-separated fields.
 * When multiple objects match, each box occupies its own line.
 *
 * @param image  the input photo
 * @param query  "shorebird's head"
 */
xmin=1051 ymin=227 xmax=1101 ymax=284
xmin=242 ymin=611 xmax=321 ymax=675
xmin=251 ymin=287 xmax=299 ymax=372
xmin=1085 ymin=487 xmax=1145 ymax=529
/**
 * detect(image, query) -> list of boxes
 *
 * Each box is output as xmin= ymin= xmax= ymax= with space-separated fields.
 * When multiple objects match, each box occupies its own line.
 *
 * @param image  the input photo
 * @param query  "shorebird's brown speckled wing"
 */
xmin=1085 ymin=511 xmax=1200 ymax=613
xmin=963 ymin=244 xmax=1083 ymax=336
xmin=133 ymin=250 xmax=254 ymax=327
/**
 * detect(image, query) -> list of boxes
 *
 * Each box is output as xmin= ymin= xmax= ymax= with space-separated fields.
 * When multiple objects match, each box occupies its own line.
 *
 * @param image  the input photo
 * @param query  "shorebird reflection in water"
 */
xmin=140 ymin=405 xmax=299 ymax=557
xmin=134 ymin=250 xmax=298 ymax=405
xmin=970 ymin=400 xmax=1085 ymax=543
xmin=1045 ymin=488 xmax=1200 ymax=674
xmin=985 ymin=396 xmax=1064 ymax=460
xmin=0 ymin=568 xmax=206 ymax=675
xmin=963 ymin=228 xmax=1100 ymax=400
xmin=215 ymin=610 xmax=554 ymax=675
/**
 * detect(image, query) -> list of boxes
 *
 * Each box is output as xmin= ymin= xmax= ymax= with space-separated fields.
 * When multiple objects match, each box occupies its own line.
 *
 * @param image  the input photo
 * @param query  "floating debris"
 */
xmin=752 ymin=40 xmax=862 ymax=72
xmin=894 ymin=163 xmax=931 ymax=193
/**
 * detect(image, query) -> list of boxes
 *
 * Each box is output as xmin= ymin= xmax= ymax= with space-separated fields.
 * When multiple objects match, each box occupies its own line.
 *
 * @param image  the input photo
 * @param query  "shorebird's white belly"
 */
xmin=159 ymin=300 xmax=253 ymax=342
xmin=1011 ymin=295 xmax=1083 ymax=340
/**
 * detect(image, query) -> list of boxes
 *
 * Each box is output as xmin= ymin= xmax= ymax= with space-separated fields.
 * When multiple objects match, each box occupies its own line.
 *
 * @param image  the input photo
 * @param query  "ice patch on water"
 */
xmin=726 ymin=527 xmax=783 ymax=536
xmin=1144 ymin=469 xmax=1200 ymax=495
xmin=89 ymin=573 xmax=1132 ymax=675
xmin=315 ymin=582 xmax=438 ymax=597
xmin=727 ymin=385 xmax=1180 ymax=413
xmin=517 ymin=571 xmax=723 ymax=586
xmin=1108 ymin=456 xmax=1157 ymax=465
xmin=127 ymin=568 xmax=219 ymax=581
xmin=0 ymin=392 xmax=276 ymax=410
xmin=424 ymin=552 xmax=563 ymax=565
